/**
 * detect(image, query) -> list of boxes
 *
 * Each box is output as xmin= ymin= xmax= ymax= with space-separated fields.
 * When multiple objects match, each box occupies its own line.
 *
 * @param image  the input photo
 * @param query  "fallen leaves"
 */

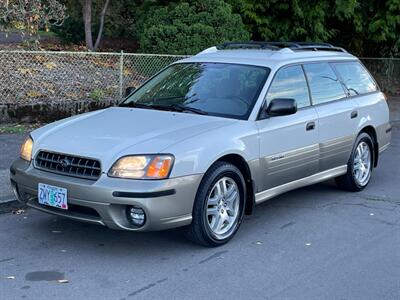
xmin=0 ymin=122 xmax=42 ymax=134
xmin=17 ymin=68 xmax=32 ymax=75
xmin=44 ymin=62 xmax=57 ymax=70
xmin=26 ymin=90 xmax=42 ymax=98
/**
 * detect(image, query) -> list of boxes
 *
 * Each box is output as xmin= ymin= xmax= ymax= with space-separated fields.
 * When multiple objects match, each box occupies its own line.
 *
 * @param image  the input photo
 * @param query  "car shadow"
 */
xmin=26 ymin=179 xmax=345 ymax=258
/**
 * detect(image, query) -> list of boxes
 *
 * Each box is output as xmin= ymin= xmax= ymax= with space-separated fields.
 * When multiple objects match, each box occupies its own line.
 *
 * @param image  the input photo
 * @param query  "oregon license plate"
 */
xmin=38 ymin=183 xmax=68 ymax=210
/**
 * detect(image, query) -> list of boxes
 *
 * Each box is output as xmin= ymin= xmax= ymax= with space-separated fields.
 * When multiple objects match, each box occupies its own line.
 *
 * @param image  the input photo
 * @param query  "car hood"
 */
xmin=31 ymin=107 xmax=236 ymax=170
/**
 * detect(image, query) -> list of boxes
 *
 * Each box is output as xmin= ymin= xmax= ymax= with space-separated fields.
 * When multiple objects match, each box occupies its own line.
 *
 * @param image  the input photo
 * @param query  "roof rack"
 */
xmin=217 ymin=41 xmax=347 ymax=53
xmin=217 ymin=42 xmax=280 ymax=50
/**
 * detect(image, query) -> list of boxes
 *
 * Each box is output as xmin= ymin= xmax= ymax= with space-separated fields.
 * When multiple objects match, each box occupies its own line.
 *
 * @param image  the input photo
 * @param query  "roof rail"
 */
xmin=217 ymin=41 xmax=347 ymax=53
xmin=217 ymin=42 xmax=280 ymax=50
xmin=293 ymin=45 xmax=347 ymax=53
xmin=292 ymin=42 xmax=334 ymax=47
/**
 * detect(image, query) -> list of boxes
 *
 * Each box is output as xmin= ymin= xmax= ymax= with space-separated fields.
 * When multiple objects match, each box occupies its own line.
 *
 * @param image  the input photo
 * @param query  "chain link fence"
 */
xmin=0 ymin=51 xmax=398 ymax=106
xmin=0 ymin=51 xmax=187 ymax=105
xmin=361 ymin=58 xmax=400 ymax=96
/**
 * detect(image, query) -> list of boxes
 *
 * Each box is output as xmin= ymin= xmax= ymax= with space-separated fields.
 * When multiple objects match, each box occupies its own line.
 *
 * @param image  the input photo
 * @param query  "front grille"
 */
xmin=34 ymin=151 xmax=101 ymax=180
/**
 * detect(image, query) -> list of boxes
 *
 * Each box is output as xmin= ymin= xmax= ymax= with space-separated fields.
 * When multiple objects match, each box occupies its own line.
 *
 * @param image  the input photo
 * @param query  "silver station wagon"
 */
xmin=10 ymin=42 xmax=391 ymax=246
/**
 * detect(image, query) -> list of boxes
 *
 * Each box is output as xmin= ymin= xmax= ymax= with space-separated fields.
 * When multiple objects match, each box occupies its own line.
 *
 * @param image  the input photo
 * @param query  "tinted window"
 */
xmin=122 ymin=63 xmax=269 ymax=120
xmin=266 ymin=65 xmax=311 ymax=108
xmin=334 ymin=62 xmax=378 ymax=96
xmin=303 ymin=63 xmax=346 ymax=104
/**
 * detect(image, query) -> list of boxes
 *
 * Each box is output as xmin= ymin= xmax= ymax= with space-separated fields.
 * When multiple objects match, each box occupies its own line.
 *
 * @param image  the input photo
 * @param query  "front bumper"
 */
xmin=10 ymin=159 xmax=202 ymax=231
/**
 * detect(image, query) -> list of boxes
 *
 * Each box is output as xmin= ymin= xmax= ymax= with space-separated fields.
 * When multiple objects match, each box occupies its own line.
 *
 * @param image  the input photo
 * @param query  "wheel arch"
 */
xmin=360 ymin=125 xmax=379 ymax=167
xmin=212 ymin=153 xmax=255 ymax=215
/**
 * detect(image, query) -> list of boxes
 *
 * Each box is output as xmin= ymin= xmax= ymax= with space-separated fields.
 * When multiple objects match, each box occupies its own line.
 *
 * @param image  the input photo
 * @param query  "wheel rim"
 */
xmin=353 ymin=141 xmax=372 ymax=186
xmin=206 ymin=177 xmax=240 ymax=239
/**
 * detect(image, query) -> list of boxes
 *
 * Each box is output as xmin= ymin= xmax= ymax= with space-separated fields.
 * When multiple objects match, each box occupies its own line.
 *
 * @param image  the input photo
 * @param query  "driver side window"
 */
xmin=266 ymin=65 xmax=311 ymax=109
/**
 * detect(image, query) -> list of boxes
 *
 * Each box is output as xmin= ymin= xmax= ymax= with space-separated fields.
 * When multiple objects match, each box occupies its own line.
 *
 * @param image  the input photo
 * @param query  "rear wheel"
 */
xmin=186 ymin=161 xmax=246 ymax=247
xmin=335 ymin=133 xmax=374 ymax=191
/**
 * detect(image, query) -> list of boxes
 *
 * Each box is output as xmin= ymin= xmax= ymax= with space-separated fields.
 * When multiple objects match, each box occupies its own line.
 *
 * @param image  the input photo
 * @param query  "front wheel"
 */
xmin=186 ymin=162 xmax=246 ymax=247
xmin=335 ymin=133 xmax=374 ymax=192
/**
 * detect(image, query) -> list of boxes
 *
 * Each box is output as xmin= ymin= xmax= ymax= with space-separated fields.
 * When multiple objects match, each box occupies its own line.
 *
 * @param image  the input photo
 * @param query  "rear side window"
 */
xmin=303 ymin=63 xmax=346 ymax=105
xmin=333 ymin=62 xmax=378 ymax=96
xmin=266 ymin=65 xmax=311 ymax=108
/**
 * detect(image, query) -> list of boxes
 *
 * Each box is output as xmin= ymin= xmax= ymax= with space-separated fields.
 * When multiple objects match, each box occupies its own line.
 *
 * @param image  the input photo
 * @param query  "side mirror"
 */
xmin=125 ymin=86 xmax=136 ymax=97
xmin=266 ymin=98 xmax=297 ymax=117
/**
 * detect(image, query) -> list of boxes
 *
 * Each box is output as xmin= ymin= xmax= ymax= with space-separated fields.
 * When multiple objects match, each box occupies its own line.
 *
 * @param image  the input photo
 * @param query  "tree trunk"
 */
xmin=93 ymin=0 xmax=110 ymax=51
xmin=82 ymin=0 xmax=93 ymax=51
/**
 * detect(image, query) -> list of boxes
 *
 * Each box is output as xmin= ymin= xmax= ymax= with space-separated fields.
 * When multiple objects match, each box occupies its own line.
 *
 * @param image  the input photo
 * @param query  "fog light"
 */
xmin=127 ymin=207 xmax=146 ymax=226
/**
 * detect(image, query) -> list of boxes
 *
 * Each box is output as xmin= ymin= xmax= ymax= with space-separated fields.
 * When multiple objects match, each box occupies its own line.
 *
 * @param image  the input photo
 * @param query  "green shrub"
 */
xmin=136 ymin=0 xmax=250 ymax=55
xmin=90 ymin=88 xmax=104 ymax=101
xmin=52 ymin=15 xmax=85 ymax=44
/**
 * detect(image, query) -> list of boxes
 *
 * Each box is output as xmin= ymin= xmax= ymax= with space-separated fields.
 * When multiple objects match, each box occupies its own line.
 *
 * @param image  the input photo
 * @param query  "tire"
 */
xmin=186 ymin=161 xmax=246 ymax=247
xmin=335 ymin=132 xmax=374 ymax=192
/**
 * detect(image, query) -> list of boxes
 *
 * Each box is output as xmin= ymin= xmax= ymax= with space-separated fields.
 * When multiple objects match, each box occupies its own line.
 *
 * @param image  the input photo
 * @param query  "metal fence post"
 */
xmin=119 ymin=50 xmax=124 ymax=98
xmin=388 ymin=58 xmax=394 ymax=92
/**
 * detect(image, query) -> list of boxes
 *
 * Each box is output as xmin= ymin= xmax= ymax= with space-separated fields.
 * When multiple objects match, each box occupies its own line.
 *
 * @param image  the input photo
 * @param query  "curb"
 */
xmin=0 ymin=198 xmax=26 ymax=214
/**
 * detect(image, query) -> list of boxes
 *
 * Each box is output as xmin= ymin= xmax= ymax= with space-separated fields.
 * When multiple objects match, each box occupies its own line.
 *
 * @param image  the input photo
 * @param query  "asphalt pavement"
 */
xmin=0 ymin=99 xmax=399 ymax=299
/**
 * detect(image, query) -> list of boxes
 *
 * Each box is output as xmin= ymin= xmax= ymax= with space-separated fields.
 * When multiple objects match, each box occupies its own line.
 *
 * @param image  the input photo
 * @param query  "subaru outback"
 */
xmin=10 ymin=42 xmax=391 ymax=246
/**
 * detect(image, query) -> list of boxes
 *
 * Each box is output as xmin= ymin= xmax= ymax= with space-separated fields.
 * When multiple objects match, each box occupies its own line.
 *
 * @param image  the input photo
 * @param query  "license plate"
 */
xmin=38 ymin=183 xmax=68 ymax=210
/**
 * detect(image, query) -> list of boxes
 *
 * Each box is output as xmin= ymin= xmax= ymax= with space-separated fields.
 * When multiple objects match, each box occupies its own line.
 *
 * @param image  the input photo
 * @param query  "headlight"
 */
xmin=20 ymin=136 xmax=33 ymax=162
xmin=108 ymin=155 xmax=174 ymax=179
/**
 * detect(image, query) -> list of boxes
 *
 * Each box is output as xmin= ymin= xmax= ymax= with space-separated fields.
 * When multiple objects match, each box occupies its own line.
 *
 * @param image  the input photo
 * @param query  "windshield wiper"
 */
xmin=119 ymin=102 xmax=169 ymax=111
xmin=120 ymin=101 xmax=208 ymax=115
xmin=119 ymin=102 xmax=151 ymax=108
xmin=167 ymin=104 xmax=208 ymax=115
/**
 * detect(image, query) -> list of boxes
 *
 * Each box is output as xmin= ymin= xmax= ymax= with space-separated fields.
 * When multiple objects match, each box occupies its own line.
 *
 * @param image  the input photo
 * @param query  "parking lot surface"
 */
xmin=0 ymin=99 xmax=399 ymax=299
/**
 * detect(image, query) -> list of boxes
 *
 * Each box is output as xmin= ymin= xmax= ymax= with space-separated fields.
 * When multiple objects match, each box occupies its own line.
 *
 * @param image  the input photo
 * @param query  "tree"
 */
xmin=0 ymin=0 xmax=66 ymax=44
xmin=51 ymin=0 xmax=84 ymax=44
xmin=136 ymin=0 xmax=250 ymax=55
xmin=361 ymin=0 xmax=400 ymax=56
xmin=81 ymin=0 xmax=110 ymax=51
xmin=53 ymin=0 xmax=139 ymax=46
xmin=226 ymin=0 xmax=400 ymax=57
xmin=226 ymin=0 xmax=359 ymax=43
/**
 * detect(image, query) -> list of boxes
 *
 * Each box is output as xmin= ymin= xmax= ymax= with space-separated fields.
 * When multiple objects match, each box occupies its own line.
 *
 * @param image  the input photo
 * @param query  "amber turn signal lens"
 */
xmin=146 ymin=156 xmax=173 ymax=179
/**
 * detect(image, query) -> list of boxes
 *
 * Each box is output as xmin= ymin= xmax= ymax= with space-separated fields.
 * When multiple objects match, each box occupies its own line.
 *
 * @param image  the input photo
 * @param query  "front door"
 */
xmin=256 ymin=65 xmax=319 ymax=192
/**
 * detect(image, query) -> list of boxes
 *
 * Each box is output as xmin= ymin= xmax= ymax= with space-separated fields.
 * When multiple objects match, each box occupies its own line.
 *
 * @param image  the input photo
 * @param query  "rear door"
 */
xmin=256 ymin=65 xmax=319 ymax=191
xmin=303 ymin=62 xmax=359 ymax=171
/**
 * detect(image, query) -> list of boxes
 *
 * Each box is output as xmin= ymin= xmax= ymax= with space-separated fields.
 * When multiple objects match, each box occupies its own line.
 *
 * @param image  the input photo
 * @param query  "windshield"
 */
xmin=120 ymin=63 xmax=270 ymax=120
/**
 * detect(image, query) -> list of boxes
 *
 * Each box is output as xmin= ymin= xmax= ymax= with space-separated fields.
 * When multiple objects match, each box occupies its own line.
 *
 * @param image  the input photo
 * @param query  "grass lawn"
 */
xmin=0 ymin=123 xmax=42 ymax=134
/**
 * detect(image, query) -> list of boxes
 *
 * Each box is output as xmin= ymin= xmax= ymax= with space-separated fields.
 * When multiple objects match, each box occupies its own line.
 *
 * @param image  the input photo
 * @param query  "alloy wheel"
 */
xmin=353 ymin=141 xmax=372 ymax=186
xmin=206 ymin=177 xmax=240 ymax=239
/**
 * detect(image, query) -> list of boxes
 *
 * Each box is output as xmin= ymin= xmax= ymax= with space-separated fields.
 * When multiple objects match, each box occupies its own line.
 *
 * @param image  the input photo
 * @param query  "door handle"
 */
xmin=351 ymin=111 xmax=358 ymax=119
xmin=306 ymin=121 xmax=316 ymax=131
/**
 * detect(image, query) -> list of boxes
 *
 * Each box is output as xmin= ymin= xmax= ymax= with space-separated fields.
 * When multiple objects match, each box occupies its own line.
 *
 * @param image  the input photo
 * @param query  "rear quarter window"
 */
xmin=333 ymin=61 xmax=378 ymax=96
